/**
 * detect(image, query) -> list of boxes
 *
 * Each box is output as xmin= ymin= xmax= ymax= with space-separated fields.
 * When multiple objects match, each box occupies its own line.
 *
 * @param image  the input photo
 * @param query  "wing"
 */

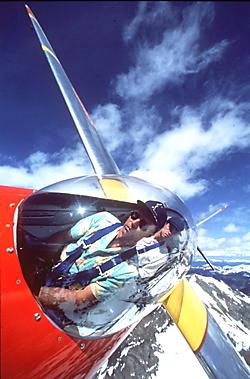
xmin=160 ymin=278 xmax=249 ymax=378
xmin=25 ymin=4 xmax=119 ymax=178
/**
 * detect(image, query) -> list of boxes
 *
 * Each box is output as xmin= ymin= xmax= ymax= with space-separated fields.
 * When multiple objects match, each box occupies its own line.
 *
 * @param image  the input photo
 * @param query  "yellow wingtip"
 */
xmin=160 ymin=278 xmax=208 ymax=352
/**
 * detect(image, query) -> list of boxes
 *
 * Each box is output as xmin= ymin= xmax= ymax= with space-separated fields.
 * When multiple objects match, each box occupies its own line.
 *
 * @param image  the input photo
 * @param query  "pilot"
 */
xmin=135 ymin=216 xmax=186 ymax=281
xmin=38 ymin=200 xmax=168 ymax=313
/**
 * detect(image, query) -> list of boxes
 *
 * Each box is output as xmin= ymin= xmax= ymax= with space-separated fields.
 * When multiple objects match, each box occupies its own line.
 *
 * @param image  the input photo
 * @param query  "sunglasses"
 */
xmin=130 ymin=211 xmax=148 ymax=229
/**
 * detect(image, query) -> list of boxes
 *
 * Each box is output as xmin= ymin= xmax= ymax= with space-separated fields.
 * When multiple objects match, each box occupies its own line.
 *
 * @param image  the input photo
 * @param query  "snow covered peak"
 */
xmin=96 ymin=273 xmax=250 ymax=378
xmin=190 ymin=274 xmax=250 ymax=354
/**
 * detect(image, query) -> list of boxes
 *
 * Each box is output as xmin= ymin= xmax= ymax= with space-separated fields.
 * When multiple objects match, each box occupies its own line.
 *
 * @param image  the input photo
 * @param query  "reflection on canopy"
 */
xmin=17 ymin=175 xmax=196 ymax=339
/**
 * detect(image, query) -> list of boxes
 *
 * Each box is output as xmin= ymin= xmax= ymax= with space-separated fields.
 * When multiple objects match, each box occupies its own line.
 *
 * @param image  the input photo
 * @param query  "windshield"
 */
xmin=17 ymin=175 xmax=196 ymax=339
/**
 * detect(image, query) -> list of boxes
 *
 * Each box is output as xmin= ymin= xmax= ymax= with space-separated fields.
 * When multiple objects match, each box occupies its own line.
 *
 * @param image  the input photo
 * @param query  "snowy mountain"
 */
xmin=189 ymin=257 xmax=250 ymax=296
xmin=190 ymin=274 xmax=250 ymax=365
xmin=95 ymin=272 xmax=250 ymax=379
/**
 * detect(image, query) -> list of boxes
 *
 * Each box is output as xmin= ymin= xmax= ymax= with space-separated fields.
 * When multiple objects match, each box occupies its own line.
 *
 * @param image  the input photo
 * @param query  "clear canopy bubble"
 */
xmin=17 ymin=175 xmax=197 ymax=339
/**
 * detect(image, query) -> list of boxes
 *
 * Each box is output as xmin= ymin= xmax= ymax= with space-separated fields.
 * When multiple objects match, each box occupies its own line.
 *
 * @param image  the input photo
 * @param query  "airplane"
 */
xmin=1 ymin=4 xmax=249 ymax=379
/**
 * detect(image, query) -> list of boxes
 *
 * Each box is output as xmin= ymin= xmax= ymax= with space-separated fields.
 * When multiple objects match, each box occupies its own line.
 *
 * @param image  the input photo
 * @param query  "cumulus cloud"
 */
xmin=2 ymin=2 xmax=249 ymax=206
xmin=98 ymin=2 xmax=250 ymax=200
xmin=224 ymin=223 xmax=240 ymax=233
xmin=198 ymin=228 xmax=250 ymax=256
xmin=117 ymin=3 xmax=229 ymax=101
xmin=92 ymin=102 xmax=162 ymax=168
xmin=91 ymin=93 xmax=250 ymax=200
xmin=92 ymin=103 xmax=124 ymax=153
xmin=0 ymin=144 xmax=92 ymax=189
xmin=129 ymin=98 xmax=250 ymax=198
xmin=243 ymin=232 xmax=250 ymax=242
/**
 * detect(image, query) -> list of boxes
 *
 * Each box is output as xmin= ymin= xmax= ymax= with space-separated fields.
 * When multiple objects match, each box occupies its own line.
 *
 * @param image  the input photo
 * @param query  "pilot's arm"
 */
xmin=39 ymin=285 xmax=97 ymax=308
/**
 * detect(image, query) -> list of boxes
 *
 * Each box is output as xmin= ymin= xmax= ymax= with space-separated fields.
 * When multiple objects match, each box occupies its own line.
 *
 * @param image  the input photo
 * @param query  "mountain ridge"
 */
xmin=95 ymin=272 xmax=250 ymax=378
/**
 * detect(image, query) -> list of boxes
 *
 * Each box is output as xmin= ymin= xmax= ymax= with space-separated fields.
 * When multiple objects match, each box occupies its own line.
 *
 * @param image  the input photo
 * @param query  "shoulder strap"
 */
xmin=46 ymin=222 xmax=122 ymax=286
xmin=83 ymin=222 xmax=122 ymax=246
xmin=50 ymin=241 xmax=162 ymax=288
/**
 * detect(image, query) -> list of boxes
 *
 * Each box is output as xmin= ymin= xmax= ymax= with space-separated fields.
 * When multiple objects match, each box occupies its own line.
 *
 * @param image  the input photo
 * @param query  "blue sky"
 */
xmin=1 ymin=2 xmax=250 ymax=256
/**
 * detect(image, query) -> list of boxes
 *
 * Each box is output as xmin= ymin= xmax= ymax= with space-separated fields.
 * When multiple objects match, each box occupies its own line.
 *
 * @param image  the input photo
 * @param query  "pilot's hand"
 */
xmin=154 ymin=223 xmax=172 ymax=241
xmin=38 ymin=285 xmax=97 ymax=308
xmin=38 ymin=286 xmax=69 ymax=307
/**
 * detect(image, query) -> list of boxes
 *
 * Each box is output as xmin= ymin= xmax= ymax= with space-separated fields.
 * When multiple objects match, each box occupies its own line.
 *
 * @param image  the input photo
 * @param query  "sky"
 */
xmin=1 ymin=2 xmax=250 ymax=256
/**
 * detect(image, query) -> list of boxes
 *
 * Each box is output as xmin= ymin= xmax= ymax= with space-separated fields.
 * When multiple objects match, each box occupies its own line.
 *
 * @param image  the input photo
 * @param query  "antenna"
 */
xmin=196 ymin=204 xmax=228 ymax=227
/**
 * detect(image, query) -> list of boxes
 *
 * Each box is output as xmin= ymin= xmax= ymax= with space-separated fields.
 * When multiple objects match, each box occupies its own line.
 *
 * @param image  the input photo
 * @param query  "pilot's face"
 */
xmin=117 ymin=210 xmax=156 ymax=242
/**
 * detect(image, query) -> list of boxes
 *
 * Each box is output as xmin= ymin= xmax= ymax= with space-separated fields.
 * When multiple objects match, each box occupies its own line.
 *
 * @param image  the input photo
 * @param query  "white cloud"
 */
xmin=101 ymin=3 xmax=250 ymax=200
xmin=129 ymin=99 xmax=250 ymax=198
xmin=198 ymin=228 xmax=226 ymax=251
xmin=117 ymin=3 xmax=228 ymax=100
xmin=217 ymin=207 xmax=250 ymax=232
xmin=92 ymin=103 xmax=124 ymax=153
xmin=92 ymin=102 xmax=162 ymax=168
xmin=2 ymin=2 xmax=249 ymax=207
xmin=0 ymin=144 xmax=92 ymax=189
xmin=123 ymin=2 xmax=174 ymax=43
xmin=198 ymin=228 xmax=250 ymax=256
xmin=224 ymin=223 xmax=240 ymax=233
xmin=8 ymin=93 xmax=249 ymax=201
xmin=243 ymin=232 xmax=250 ymax=242
xmin=123 ymin=2 xmax=147 ymax=43
xmin=91 ymin=98 xmax=249 ymax=201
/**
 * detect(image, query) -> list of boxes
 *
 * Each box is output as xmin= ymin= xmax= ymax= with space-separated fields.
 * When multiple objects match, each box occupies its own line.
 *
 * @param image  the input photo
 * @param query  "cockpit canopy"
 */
xmin=17 ymin=175 xmax=197 ymax=339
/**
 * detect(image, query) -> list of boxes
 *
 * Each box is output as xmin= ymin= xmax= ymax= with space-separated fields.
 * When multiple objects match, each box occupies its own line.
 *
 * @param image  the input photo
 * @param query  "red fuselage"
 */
xmin=1 ymin=185 xmax=134 ymax=379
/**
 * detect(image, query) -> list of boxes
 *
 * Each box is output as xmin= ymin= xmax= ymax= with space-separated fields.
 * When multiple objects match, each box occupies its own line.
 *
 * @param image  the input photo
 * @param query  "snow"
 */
xmin=153 ymin=324 xmax=209 ymax=379
xmin=190 ymin=275 xmax=250 ymax=352
xmin=219 ymin=264 xmax=250 ymax=275
xmin=96 ymin=269 xmax=250 ymax=379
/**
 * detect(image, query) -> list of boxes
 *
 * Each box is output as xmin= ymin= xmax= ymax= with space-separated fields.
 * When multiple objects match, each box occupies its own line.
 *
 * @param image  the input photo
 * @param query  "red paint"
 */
xmin=0 ymin=185 xmax=134 ymax=379
xmin=25 ymin=4 xmax=33 ymax=17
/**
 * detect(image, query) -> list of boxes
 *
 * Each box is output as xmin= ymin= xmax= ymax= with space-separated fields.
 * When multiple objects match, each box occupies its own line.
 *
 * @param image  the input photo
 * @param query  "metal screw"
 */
xmin=6 ymin=247 xmax=14 ymax=253
xmin=16 ymin=279 xmax=21 ymax=285
xmin=80 ymin=343 xmax=85 ymax=350
xmin=34 ymin=313 xmax=41 ymax=321
xmin=6 ymin=224 xmax=10 ymax=228
xmin=9 ymin=203 xmax=15 ymax=207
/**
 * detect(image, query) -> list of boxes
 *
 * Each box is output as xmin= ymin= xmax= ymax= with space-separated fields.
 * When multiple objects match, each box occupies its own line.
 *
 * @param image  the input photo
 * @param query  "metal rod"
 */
xmin=197 ymin=246 xmax=215 ymax=270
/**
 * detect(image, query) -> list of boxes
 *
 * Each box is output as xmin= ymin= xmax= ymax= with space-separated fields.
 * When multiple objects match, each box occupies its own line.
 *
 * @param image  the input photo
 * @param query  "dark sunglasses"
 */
xmin=130 ymin=211 xmax=148 ymax=229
